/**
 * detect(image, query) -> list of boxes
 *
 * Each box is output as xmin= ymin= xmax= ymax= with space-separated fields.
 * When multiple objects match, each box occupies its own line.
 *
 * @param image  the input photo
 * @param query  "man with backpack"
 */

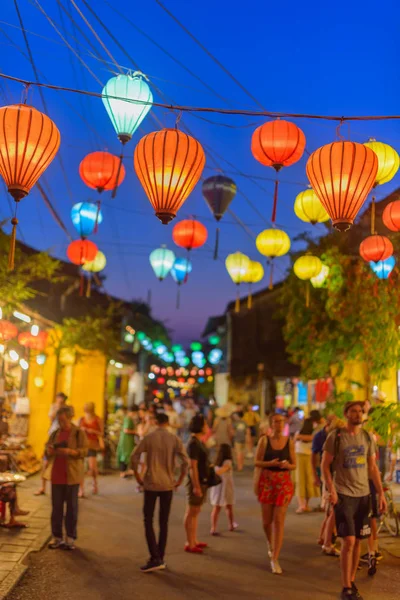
xmin=321 ymin=400 xmax=386 ymax=600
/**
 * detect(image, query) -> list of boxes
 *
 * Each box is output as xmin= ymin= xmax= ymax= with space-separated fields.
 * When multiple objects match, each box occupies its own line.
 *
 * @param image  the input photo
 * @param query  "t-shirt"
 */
xmin=323 ymin=428 xmax=376 ymax=497
xmin=243 ymin=411 xmax=260 ymax=427
xmin=166 ymin=410 xmax=181 ymax=435
xmin=233 ymin=420 xmax=247 ymax=443
xmin=312 ymin=428 xmax=327 ymax=458
xmin=187 ymin=436 xmax=210 ymax=484
xmin=51 ymin=429 xmax=69 ymax=485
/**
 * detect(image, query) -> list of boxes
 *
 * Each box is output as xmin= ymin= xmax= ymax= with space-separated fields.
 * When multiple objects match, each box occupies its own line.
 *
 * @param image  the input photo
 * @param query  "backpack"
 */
xmin=332 ymin=427 xmax=371 ymax=471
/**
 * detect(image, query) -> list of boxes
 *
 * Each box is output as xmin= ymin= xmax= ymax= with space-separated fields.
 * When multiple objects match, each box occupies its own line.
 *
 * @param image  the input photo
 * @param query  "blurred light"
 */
xmin=36 ymin=354 xmax=46 ymax=365
xmin=174 ymin=350 xmax=186 ymax=359
xmin=171 ymin=344 xmax=183 ymax=353
xmin=208 ymin=334 xmax=220 ymax=345
xmin=115 ymin=362 xmax=123 ymax=369
xmin=198 ymin=377 xmax=205 ymax=383
xmin=209 ymin=348 xmax=223 ymax=364
xmin=9 ymin=350 xmax=19 ymax=362
xmin=124 ymin=332 xmax=134 ymax=343
xmin=0 ymin=307 xmax=2 ymax=319
xmin=207 ymin=376 xmax=213 ymax=382
xmin=190 ymin=341 xmax=202 ymax=351
xmin=148 ymin=373 xmax=155 ymax=380
xmin=177 ymin=356 xmax=190 ymax=367
xmin=31 ymin=324 xmax=39 ymax=337
xmin=161 ymin=368 xmax=167 ymax=375
xmin=136 ymin=331 xmax=146 ymax=341
xmin=157 ymin=377 xmax=165 ymax=384
xmin=13 ymin=311 xmax=31 ymax=323
xmin=162 ymin=352 xmax=174 ymax=363
xmin=156 ymin=344 xmax=167 ymax=355
xmin=0 ymin=344 xmax=4 ymax=354
xmin=20 ymin=359 xmax=29 ymax=370
xmin=192 ymin=351 xmax=204 ymax=362
xmin=206 ymin=368 xmax=212 ymax=376
xmin=188 ymin=377 xmax=195 ymax=384
xmin=109 ymin=359 xmax=115 ymax=365
xmin=199 ymin=369 xmax=204 ymax=376
xmin=34 ymin=376 xmax=44 ymax=388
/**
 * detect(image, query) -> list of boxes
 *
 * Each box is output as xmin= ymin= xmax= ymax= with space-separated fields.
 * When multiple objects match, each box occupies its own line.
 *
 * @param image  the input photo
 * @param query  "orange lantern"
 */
xmin=0 ymin=320 xmax=18 ymax=341
xmin=67 ymin=240 xmax=98 ymax=265
xmin=134 ymin=129 xmax=205 ymax=224
xmin=306 ymin=141 xmax=378 ymax=231
xmin=382 ymin=200 xmax=400 ymax=232
xmin=172 ymin=219 xmax=208 ymax=251
xmin=359 ymin=235 xmax=393 ymax=262
xmin=251 ymin=120 xmax=306 ymax=172
xmin=79 ymin=151 xmax=125 ymax=193
xmin=0 ymin=104 xmax=60 ymax=269
xmin=18 ymin=331 xmax=48 ymax=351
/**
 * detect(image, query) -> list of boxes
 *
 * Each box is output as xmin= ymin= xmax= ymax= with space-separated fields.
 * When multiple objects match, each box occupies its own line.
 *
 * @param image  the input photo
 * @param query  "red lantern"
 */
xmin=382 ymin=200 xmax=400 ymax=232
xmin=172 ymin=219 xmax=208 ymax=251
xmin=251 ymin=120 xmax=306 ymax=172
xmin=0 ymin=320 xmax=18 ymax=341
xmin=359 ymin=235 xmax=393 ymax=262
xmin=18 ymin=331 xmax=48 ymax=351
xmin=67 ymin=240 xmax=98 ymax=265
xmin=79 ymin=151 xmax=125 ymax=193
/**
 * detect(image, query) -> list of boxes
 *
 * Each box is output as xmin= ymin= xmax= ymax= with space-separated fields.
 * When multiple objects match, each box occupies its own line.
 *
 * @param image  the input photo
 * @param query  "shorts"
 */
xmin=258 ymin=470 xmax=294 ymax=506
xmin=187 ymin=481 xmax=208 ymax=507
xmin=87 ymin=449 xmax=98 ymax=458
xmin=234 ymin=442 xmax=245 ymax=452
xmin=369 ymin=480 xmax=380 ymax=519
xmin=334 ymin=493 xmax=371 ymax=539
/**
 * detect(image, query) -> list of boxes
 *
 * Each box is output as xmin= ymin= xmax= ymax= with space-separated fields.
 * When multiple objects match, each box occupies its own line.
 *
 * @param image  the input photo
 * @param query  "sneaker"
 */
xmin=359 ymin=553 xmax=369 ymax=564
xmin=351 ymin=583 xmax=363 ymax=599
xmin=48 ymin=538 xmax=65 ymax=550
xmin=368 ymin=553 xmax=377 ymax=576
xmin=63 ymin=538 xmax=76 ymax=551
xmin=322 ymin=545 xmax=340 ymax=557
xmin=270 ymin=559 xmax=282 ymax=574
xmin=375 ymin=551 xmax=383 ymax=561
xmin=140 ymin=559 xmax=165 ymax=573
xmin=340 ymin=589 xmax=357 ymax=600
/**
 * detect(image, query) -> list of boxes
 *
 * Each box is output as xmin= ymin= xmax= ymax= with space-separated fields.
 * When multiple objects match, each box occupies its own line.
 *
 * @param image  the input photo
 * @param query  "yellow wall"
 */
xmin=64 ymin=351 xmax=107 ymax=423
xmin=335 ymin=360 xmax=398 ymax=403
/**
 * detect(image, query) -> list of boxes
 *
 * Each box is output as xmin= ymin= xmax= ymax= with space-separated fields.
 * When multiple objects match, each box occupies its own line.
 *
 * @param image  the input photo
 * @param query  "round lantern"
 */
xmin=149 ymin=246 xmax=175 ymax=281
xmin=359 ymin=235 xmax=393 ymax=262
xmin=82 ymin=251 xmax=107 ymax=273
xmin=225 ymin=252 xmax=250 ymax=312
xmin=79 ymin=151 xmax=125 ymax=193
xmin=251 ymin=120 xmax=306 ymax=171
xmin=294 ymin=188 xmax=329 ymax=224
xmin=71 ymin=203 xmax=103 ymax=238
xmin=0 ymin=320 xmax=18 ymax=341
xmin=0 ymin=104 xmax=60 ymax=269
xmin=294 ymin=255 xmax=322 ymax=281
xmin=102 ymin=73 xmax=153 ymax=144
xmin=172 ymin=219 xmax=208 ymax=251
xmin=364 ymin=139 xmax=399 ymax=187
xmin=18 ymin=331 xmax=48 ymax=351
xmin=134 ymin=129 xmax=205 ymax=224
xmin=311 ymin=264 xmax=330 ymax=288
xmin=306 ymin=141 xmax=378 ymax=231
xmin=370 ymin=256 xmax=396 ymax=280
xmin=243 ymin=260 xmax=264 ymax=309
xmin=256 ymin=228 xmax=291 ymax=258
xmin=67 ymin=240 xmax=98 ymax=265
xmin=170 ymin=257 xmax=193 ymax=309
xmin=382 ymin=200 xmax=400 ymax=232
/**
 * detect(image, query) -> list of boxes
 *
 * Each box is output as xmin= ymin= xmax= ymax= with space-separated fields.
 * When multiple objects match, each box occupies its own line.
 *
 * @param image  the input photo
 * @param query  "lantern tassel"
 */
xmin=8 ymin=216 xmax=18 ymax=271
xmin=268 ymin=260 xmax=274 ymax=290
xmin=79 ymin=273 xmax=84 ymax=297
xmin=247 ymin=284 xmax=252 ymax=310
xmin=306 ymin=282 xmax=310 ymax=307
xmin=86 ymin=274 xmax=92 ymax=298
xmin=176 ymin=285 xmax=181 ymax=310
xmin=235 ymin=286 xmax=240 ymax=313
xmin=213 ymin=227 xmax=220 ymax=260
xmin=111 ymin=152 xmax=124 ymax=199
xmin=371 ymin=196 xmax=376 ymax=235
xmin=272 ymin=180 xmax=279 ymax=223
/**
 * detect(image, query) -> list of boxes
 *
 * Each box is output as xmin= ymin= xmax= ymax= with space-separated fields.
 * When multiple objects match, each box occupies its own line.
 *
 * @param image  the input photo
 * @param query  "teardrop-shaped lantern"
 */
xmin=243 ymin=260 xmax=264 ymax=309
xmin=67 ymin=240 xmax=98 ymax=265
xmin=71 ymin=202 xmax=103 ymax=238
xmin=359 ymin=235 xmax=393 ymax=262
xmin=251 ymin=120 xmax=306 ymax=172
xmin=172 ymin=219 xmax=208 ymax=251
xmin=0 ymin=104 xmax=60 ymax=268
xmin=294 ymin=188 xmax=329 ymax=224
xmin=82 ymin=251 xmax=107 ymax=273
xmin=364 ymin=139 xmax=399 ymax=187
xmin=149 ymin=246 xmax=176 ymax=281
xmin=256 ymin=228 xmax=291 ymax=259
xmin=382 ymin=200 xmax=400 ymax=232
xmin=370 ymin=256 xmax=396 ymax=280
xmin=306 ymin=141 xmax=378 ymax=231
xmin=294 ymin=255 xmax=323 ymax=281
xmin=170 ymin=257 xmax=192 ymax=309
xmin=134 ymin=128 xmax=205 ymax=224
xmin=225 ymin=252 xmax=250 ymax=312
xmin=311 ymin=264 xmax=330 ymax=288
xmin=102 ymin=72 xmax=153 ymax=144
xmin=202 ymin=175 xmax=237 ymax=220
xmin=79 ymin=151 xmax=125 ymax=193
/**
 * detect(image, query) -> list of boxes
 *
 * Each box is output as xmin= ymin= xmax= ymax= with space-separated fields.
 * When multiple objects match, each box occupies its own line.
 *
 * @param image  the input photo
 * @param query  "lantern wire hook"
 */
xmin=21 ymin=83 xmax=31 ymax=105
xmin=175 ymin=110 xmax=182 ymax=129
xmin=335 ymin=118 xmax=346 ymax=141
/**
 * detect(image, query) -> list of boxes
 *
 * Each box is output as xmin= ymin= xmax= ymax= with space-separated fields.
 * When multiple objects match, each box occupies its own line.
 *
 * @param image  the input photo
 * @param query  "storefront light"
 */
xmin=109 ymin=359 xmax=115 ymax=365
xmin=115 ymin=362 xmax=123 ymax=369
xmin=31 ymin=324 xmax=39 ymax=337
xmin=20 ymin=359 xmax=29 ymax=370
xmin=36 ymin=354 xmax=46 ymax=365
xmin=13 ymin=311 xmax=31 ymax=323
xmin=9 ymin=350 xmax=19 ymax=362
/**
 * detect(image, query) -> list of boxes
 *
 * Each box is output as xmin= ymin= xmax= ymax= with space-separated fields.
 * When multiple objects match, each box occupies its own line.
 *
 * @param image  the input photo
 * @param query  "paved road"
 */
xmin=7 ymin=471 xmax=400 ymax=600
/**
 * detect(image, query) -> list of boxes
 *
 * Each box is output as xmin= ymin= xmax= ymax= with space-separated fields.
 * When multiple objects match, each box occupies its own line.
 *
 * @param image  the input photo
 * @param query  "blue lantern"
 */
xmin=71 ymin=202 xmax=103 ymax=238
xmin=369 ymin=256 xmax=396 ymax=279
xmin=170 ymin=258 xmax=192 ymax=285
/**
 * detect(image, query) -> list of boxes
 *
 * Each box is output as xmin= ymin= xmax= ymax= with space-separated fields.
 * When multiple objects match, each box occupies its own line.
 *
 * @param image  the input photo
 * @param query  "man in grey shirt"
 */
xmin=131 ymin=412 xmax=188 ymax=573
xmin=322 ymin=401 xmax=386 ymax=600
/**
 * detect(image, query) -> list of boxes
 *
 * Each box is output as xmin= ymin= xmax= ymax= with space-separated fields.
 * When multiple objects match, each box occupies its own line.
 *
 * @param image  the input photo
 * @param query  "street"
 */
xmin=6 ymin=471 xmax=400 ymax=600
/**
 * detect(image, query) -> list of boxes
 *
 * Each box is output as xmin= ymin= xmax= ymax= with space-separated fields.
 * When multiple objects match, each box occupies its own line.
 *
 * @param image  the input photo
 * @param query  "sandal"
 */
xmin=34 ymin=490 xmax=45 ymax=496
xmin=230 ymin=522 xmax=239 ymax=531
xmin=196 ymin=542 xmax=208 ymax=548
xmin=185 ymin=544 xmax=203 ymax=554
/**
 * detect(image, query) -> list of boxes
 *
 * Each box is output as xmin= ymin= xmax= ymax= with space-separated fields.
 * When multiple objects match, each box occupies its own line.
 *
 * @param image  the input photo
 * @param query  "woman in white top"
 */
xmin=295 ymin=418 xmax=320 ymax=513
xmin=210 ymin=443 xmax=237 ymax=534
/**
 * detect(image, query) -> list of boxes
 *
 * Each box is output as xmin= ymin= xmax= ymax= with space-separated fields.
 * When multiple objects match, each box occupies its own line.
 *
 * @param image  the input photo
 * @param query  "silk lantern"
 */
xmin=364 ymin=139 xmax=399 ymax=187
xmin=294 ymin=255 xmax=323 ymax=307
xmin=382 ymin=200 xmax=400 ymax=232
xmin=311 ymin=264 xmax=330 ymax=288
xmin=67 ymin=240 xmax=98 ymax=265
xmin=134 ymin=129 xmax=205 ymax=224
xmin=170 ymin=257 xmax=192 ymax=309
xmin=79 ymin=151 xmax=125 ymax=193
xmin=82 ymin=250 xmax=107 ymax=298
xmin=0 ymin=104 xmax=60 ymax=269
xmin=225 ymin=252 xmax=250 ymax=312
xmin=71 ymin=202 xmax=103 ymax=238
xmin=202 ymin=175 xmax=237 ymax=258
xmin=172 ymin=219 xmax=208 ymax=252
xmin=306 ymin=141 xmax=378 ymax=231
xmin=149 ymin=246 xmax=176 ymax=281
xmin=243 ymin=260 xmax=264 ymax=309
xmin=294 ymin=188 xmax=329 ymax=224
xmin=256 ymin=228 xmax=290 ymax=289
xmin=359 ymin=235 xmax=393 ymax=262
xmin=369 ymin=256 xmax=396 ymax=280
xmin=18 ymin=331 xmax=48 ymax=351
xmin=0 ymin=320 xmax=18 ymax=341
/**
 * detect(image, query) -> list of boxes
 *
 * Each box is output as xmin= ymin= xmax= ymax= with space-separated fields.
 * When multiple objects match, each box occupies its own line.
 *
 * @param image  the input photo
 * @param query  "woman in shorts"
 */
xmin=79 ymin=402 xmax=103 ymax=495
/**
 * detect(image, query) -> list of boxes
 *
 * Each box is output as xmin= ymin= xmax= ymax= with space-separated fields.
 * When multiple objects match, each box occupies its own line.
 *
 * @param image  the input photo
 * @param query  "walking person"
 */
xmin=184 ymin=414 xmax=210 ymax=554
xmin=45 ymin=406 xmax=88 ymax=550
xmin=233 ymin=410 xmax=247 ymax=471
xmin=213 ymin=405 xmax=234 ymax=450
xmin=117 ymin=407 xmax=136 ymax=478
xmin=295 ymin=418 xmax=320 ymax=513
xmin=244 ymin=404 xmax=260 ymax=457
xmin=131 ymin=412 xmax=188 ymax=572
xmin=321 ymin=400 xmax=387 ymax=600
xmin=79 ymin=402 xmax=103 ymax=496
xmin=210 ymin=443 xmax=237 ymax=534
xmin=254 ymin=412 xmax=296 ymax=574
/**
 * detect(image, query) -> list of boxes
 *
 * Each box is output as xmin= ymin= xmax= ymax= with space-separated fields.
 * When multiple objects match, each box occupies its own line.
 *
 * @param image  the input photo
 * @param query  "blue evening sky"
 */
xmin=1 ymin=0 xmax=399 ymax=344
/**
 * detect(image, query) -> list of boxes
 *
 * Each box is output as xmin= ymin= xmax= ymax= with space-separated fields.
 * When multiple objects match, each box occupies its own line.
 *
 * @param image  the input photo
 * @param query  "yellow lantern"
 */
xmin=294 ymin=188 xmax=329 ymax=224
xmin=311 ymin=264 xmax=329 ymax=288
xmin=225 ymin=252 xmax=250 ymax=312
xmin=256 ymin=228 xmax=290 ymax=290
xmin=364 ymin=139 xmax=399 ymax=187
xmin=294 ymin=255 xmax=323 ymax=307
xmin=243 ymin=260 xmax=264 ymax=309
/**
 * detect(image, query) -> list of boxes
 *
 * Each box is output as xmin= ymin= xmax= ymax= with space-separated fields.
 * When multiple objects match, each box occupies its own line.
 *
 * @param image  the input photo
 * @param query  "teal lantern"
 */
xmin=71 ymin=202 xmax=102 ymax=238
xmin=102 ymin=72 xmax=153 ymax=145
xmin=171 ymin=257 xmax=192 ymax=309
xmin=150 ymin=246 xmax=176 ymax=281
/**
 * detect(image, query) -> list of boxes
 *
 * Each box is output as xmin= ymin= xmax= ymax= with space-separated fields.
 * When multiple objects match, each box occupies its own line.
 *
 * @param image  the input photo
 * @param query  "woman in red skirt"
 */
xmin=254 ymin=412 xmax=296 ymax=574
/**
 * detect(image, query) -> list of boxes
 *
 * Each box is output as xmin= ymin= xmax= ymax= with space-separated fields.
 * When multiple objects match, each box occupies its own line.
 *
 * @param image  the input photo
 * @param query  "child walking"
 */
xmin=210 ymin=443 xmax=238 ymax=534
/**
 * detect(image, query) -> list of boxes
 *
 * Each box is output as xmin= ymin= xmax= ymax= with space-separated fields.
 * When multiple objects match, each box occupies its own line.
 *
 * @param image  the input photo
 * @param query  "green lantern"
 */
xmin=208 ymin=334 xmax=220 ymax=346
xmin=102 ymin=72 xmax=153 ymax=145
xmin=150 ymin=246 xmax=176 ymax=281
xmin=190 ymin=341 xmax=202 ymax=351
